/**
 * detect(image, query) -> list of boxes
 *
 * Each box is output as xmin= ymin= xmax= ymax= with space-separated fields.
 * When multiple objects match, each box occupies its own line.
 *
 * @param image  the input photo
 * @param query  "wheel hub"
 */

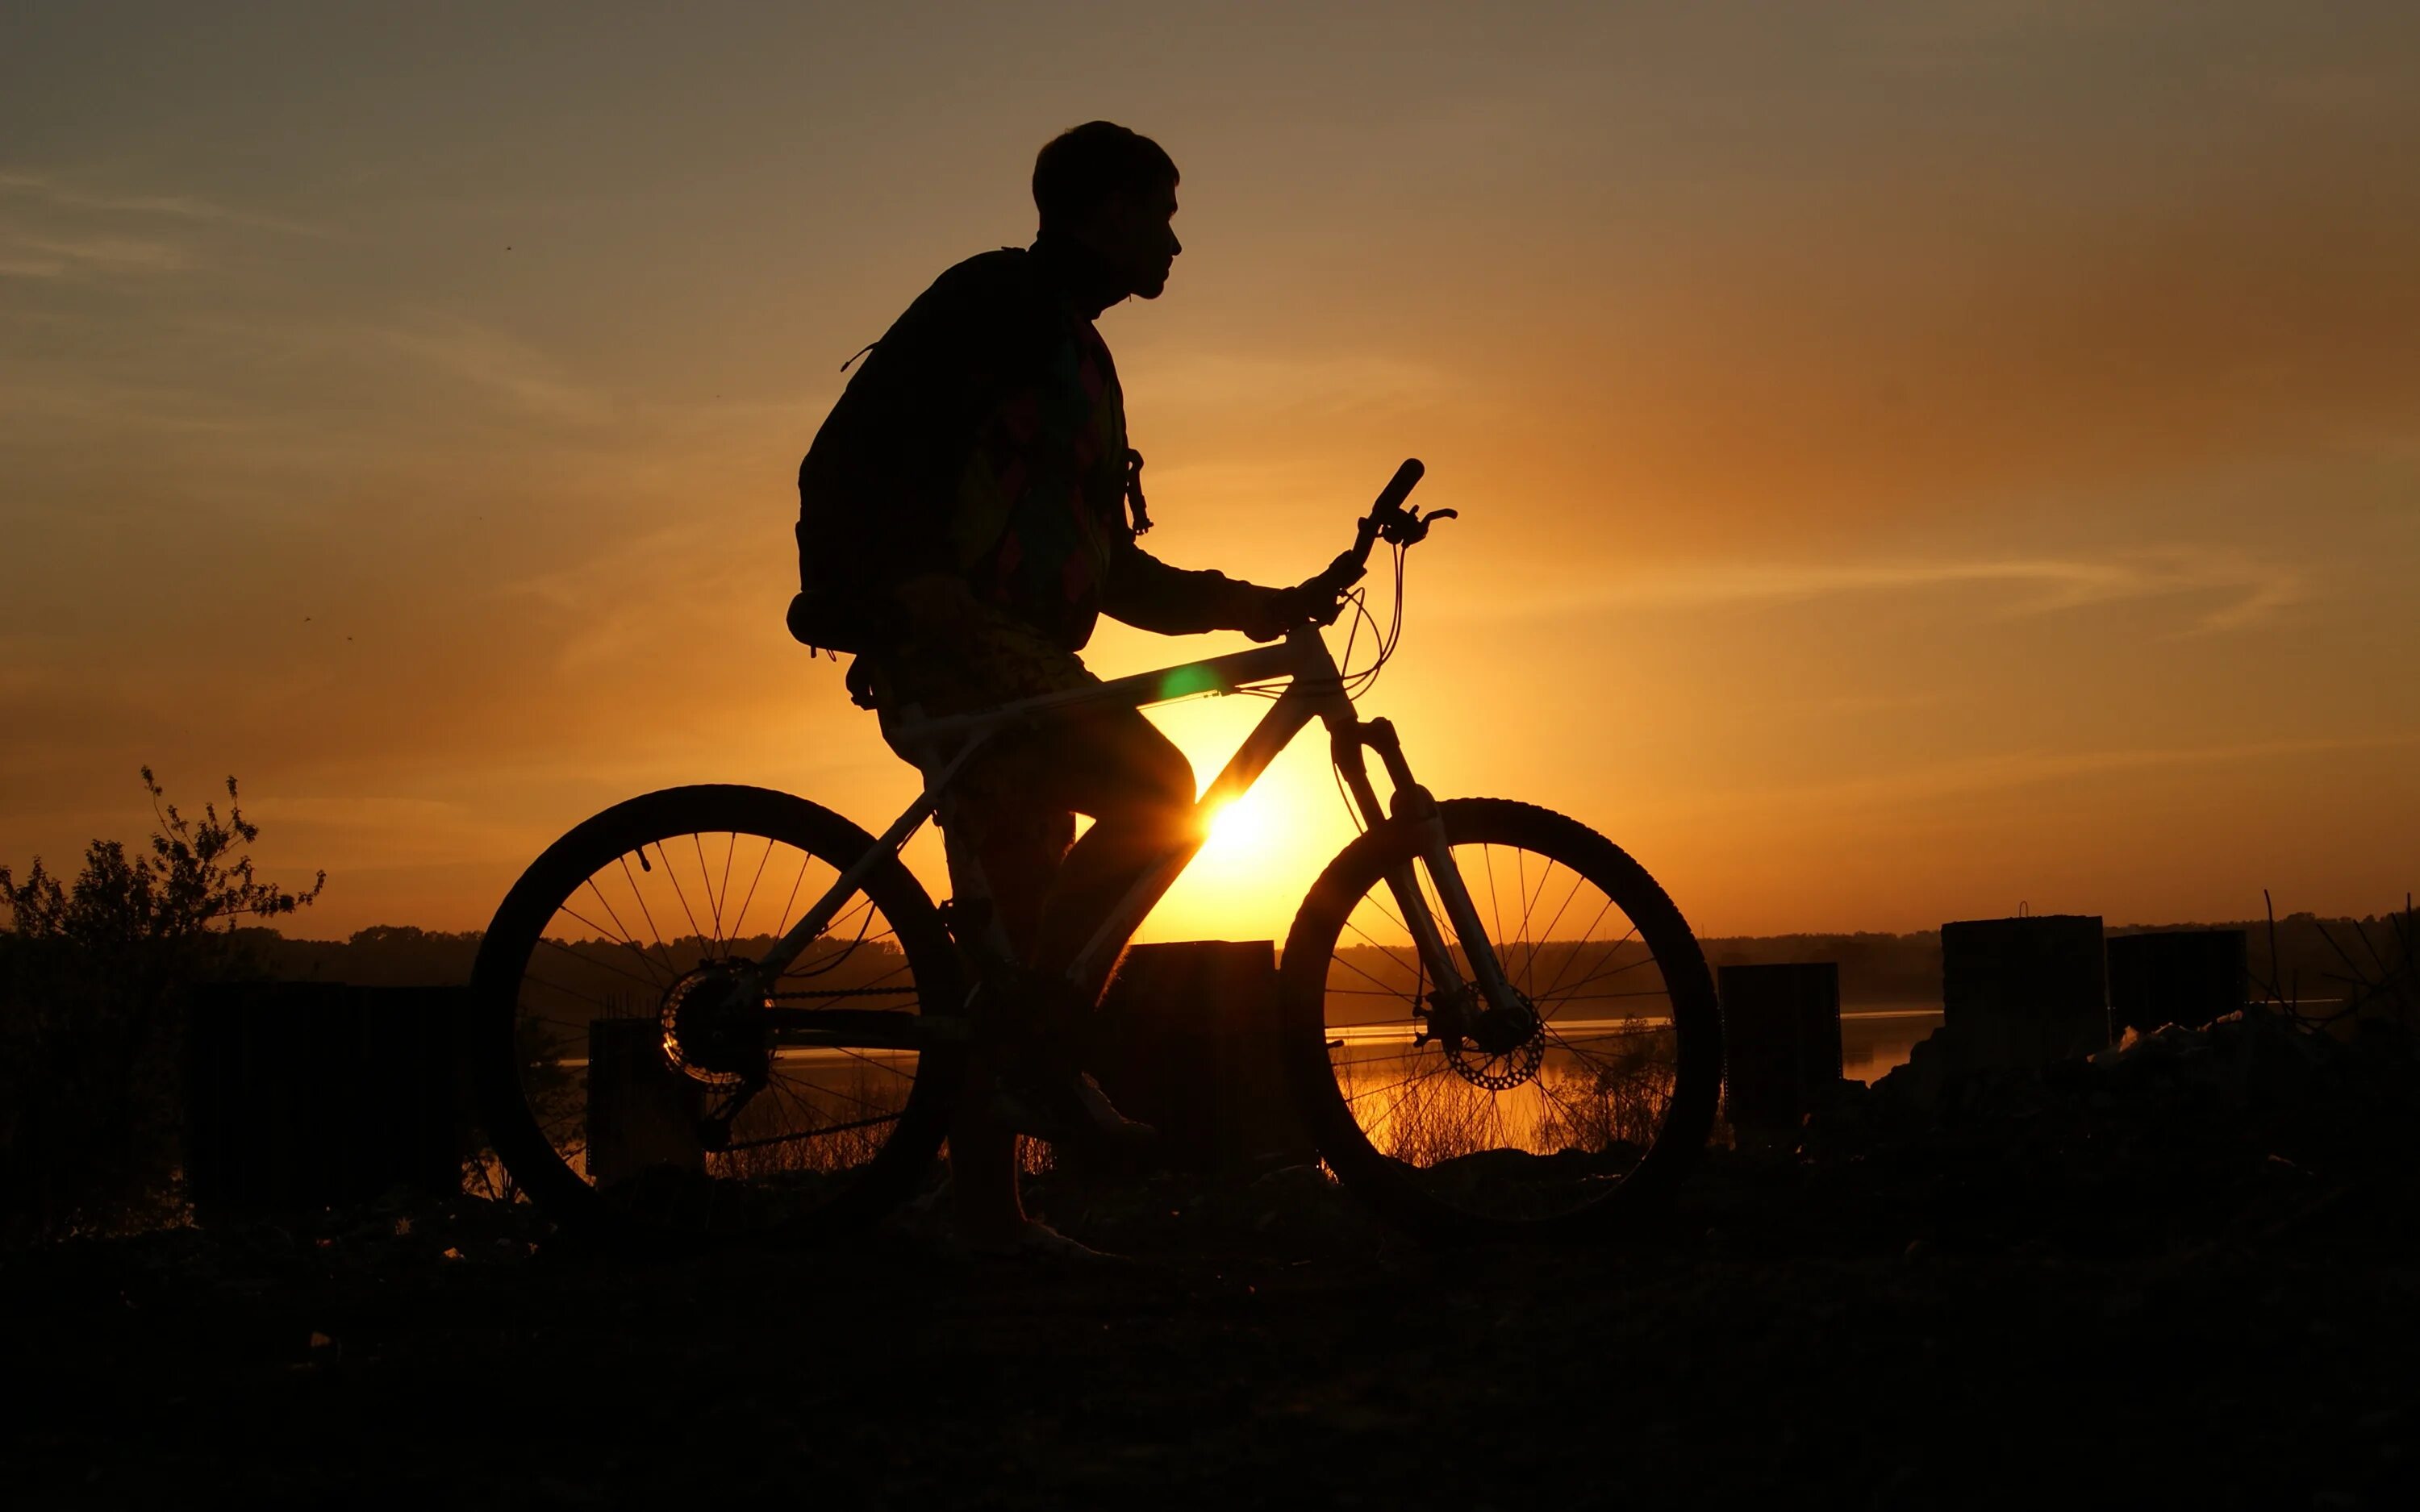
xmin=658 ymin=960 xmax=770 ymax=1088
xmin=1425 ymin=983 xmax=1546 ymax=1090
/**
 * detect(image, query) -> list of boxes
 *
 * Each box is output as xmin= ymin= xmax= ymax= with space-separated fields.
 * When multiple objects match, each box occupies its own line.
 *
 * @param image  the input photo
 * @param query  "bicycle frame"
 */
xmin=751 ymin=621 xmax=1524 ymax=1040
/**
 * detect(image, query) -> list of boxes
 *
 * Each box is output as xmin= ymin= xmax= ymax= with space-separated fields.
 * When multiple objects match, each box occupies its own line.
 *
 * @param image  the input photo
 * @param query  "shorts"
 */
xmin=857 ymin=605 xmax=1191 ymax=855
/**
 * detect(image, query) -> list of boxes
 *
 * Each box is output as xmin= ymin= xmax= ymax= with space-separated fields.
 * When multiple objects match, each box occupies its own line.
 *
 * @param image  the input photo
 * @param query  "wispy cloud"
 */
xmin=0 ymin=169 xmax=327 ymax=282
xmin=2 ymin=232 xmax=190 ymax=277
xmin=378 ymin=316 xmax=609 ymax=424
xmin=1451 ymin=548 xmax=2307 ymax=635
xmin=488 ymin=521 xmax=761 ymax=676
xmin=1147 ymin=350 xmax=1459 ymax=417
xmin=0 ymin=170 xmax=325 ymax=237
xmin=1733 ymin=730 xmax=2420 ymax=812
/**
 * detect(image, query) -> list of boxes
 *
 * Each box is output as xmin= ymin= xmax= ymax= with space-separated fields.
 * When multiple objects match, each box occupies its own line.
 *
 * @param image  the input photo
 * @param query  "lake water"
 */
xmin=1842 ymin=1006 xmax=1942 ymax=1084
xmin=585 ymin=1006 xmax=1946 ymax=1084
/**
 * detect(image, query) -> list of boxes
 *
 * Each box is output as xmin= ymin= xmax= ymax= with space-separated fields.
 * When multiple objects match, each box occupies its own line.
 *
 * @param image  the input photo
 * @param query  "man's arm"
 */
xmin=1099 ymin=537 xmax=1263 ymax=636
xmin=1102 ymin=536 xmax=1347 ymax=641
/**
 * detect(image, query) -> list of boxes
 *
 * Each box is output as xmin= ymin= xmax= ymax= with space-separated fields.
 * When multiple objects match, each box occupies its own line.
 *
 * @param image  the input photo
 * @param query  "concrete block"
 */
xmin=1941 ymin=914 xmax=2109 ymax=1066
xmin=2108 ymin=928 xmax=2248 ymax=1033
xmin=1719 ymin=961 xmax=1844 ymax=1133
xmin=1090 ymin=939 xmax=1314 ymax=1174
xmin=584 ymin=1014 xmax=704 ymax=1186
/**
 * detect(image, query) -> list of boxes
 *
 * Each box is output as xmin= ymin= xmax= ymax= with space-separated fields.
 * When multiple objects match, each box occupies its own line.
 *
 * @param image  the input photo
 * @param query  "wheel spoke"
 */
xmin=692 ymin=832 xmax=725 ymax=948
xmin=1534 ymin=893 xmax=1621 ymax=1002
xmin=716 ymin=831 xmax=739 ymax=939
xmin=654 ymin=841 xmax=711 ymax=951
xmin=720 ymin=1110 xmax=900 ymax=1154
xmin=615 ymin=852 xmax=681 ymax=976
xmin=479 ymin=807 xmax=951 ymax=1244
xmin=1308 ymin=804 xmax=1715 ymax=1228
xmin=731 ymin=834 xmax=777 ymax=942
xmin=548 ymin=901 xmax=672 ymax=977
xmin=774 ymin=849 xmax=817 ymax=940
xmin=578 ymin=879 xmax=670 ymax=986
xmin=1540 ymin=928 xmax=1655 ymax=1005
xmin=534 ymin=929 xmax=666 ymax=998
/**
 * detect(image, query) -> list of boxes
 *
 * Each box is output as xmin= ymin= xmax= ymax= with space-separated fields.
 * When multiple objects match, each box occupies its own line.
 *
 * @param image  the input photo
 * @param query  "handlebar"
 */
xmin=1349 ymin=458 xmax=1425 ymax=568
xmin=1325 ymin=458 xmax=1455 ymax=588
xmin=1371 ymin=457 xmax=1426 ymax=523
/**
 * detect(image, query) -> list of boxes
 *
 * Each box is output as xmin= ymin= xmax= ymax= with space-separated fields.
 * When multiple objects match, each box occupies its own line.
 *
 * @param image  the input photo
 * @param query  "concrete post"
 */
xmin=583 ymin=1015 xmax=703 ymax=1187
xmin=1718 ymin=961 xmax=1844 ymax=1137
xmin=2107 ymin=928 xmax=2248 ymax=1034
xmin=1940 ymin=915 xmax=2109 ymax=1068
xmin=1088 ymin=939 xmax=1316 ymax=1174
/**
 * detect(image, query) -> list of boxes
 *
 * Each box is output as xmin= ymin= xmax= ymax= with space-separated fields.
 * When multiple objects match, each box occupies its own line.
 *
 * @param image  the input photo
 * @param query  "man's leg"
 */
xmin=945 ymin=707 xmax=1196 ymax=1195
xmin=940 ymin=806 xmax=1074 ymax=1245
xmin=862 ymin=620 xmax=1193 ymax=1246
xmin=1023 ymin=705 xmax=1201 ymax=994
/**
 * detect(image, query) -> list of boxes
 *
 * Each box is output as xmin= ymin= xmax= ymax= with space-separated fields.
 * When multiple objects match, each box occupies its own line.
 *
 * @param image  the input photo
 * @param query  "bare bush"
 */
xmin=0 ymin=768 xmax=322 ymax=1243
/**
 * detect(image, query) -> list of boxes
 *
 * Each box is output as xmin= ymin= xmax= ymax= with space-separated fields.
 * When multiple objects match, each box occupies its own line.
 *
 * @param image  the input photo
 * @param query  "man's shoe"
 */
xmin=993 ymin=1064 xmax=1158 ymax=1156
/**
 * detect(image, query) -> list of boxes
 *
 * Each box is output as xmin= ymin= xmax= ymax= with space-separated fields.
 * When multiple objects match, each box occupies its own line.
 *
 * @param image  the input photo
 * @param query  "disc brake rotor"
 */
xmin=1444 ymin=1031 xmax=1546 ymax=1091
xmin=1431 ymin=985 xmax=1547 ymax=1091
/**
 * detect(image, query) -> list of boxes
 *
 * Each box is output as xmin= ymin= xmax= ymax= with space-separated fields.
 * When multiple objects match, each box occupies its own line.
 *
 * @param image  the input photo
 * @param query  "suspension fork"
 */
xmin=1332 ymin=720 xmax=1527 ymax=1024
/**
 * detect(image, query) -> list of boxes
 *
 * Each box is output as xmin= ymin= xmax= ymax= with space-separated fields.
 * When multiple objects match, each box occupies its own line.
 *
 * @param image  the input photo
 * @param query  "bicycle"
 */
xmin=469 ymin=460 xmax=1724 ymax=1244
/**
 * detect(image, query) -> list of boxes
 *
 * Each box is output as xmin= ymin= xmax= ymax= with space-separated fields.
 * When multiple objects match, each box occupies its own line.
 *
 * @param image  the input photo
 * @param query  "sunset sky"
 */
xmin=4 ymin=2 xmax=2415 ymax=945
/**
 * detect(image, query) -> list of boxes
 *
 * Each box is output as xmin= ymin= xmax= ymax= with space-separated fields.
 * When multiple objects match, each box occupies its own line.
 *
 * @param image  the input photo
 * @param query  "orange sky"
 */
xmin=3 ymin=2 xmax=2416 ymax=943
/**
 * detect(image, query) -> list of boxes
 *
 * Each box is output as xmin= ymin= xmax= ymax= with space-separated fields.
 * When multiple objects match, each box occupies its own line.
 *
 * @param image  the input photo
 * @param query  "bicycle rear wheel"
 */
xmin=1282 ymin=798 xmax=1721 ymax=1240
xmin=469 ymin=785 xmax=964 ymax=1247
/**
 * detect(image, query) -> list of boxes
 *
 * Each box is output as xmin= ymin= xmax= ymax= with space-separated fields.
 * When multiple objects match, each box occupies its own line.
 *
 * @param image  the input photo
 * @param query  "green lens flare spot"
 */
xmin=1157 ymin=663 xmax=1229 ymax=700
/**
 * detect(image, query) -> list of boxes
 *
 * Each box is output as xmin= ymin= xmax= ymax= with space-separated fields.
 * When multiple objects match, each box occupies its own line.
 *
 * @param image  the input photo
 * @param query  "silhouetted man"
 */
xmin=795 ymin=122 xmax=1340 ymax=1255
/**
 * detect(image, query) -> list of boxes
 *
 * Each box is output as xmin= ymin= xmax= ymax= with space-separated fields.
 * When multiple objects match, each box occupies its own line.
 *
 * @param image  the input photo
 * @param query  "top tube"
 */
xmin=883 ymin=632 xmax=1329 ymax=748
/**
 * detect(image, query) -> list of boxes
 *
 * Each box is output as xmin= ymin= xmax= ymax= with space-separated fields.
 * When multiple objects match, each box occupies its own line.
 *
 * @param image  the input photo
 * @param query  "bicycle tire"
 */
xmin=469 ymin=784 xmax=965 ymax=1248
xmin=1280 ymin=798 xmax=1721 ymax=1241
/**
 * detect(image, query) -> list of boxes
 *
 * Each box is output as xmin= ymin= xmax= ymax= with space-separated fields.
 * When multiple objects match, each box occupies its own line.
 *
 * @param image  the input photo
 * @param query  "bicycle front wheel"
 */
xmin=1282 ymin=798 xmax=1721 ymax=1239
xmin=470 ymin=785 xmax=965 ymax=1247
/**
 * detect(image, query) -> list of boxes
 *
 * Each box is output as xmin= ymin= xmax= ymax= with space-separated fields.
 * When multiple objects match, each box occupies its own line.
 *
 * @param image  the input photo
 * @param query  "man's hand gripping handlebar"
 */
xmin=1246 ymin=457 xmax=1453 ymax=642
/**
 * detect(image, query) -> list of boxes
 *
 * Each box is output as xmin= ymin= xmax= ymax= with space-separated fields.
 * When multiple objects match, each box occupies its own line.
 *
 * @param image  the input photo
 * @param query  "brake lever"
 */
xmin=1381 ymin=506 xmax=1458 ymax=547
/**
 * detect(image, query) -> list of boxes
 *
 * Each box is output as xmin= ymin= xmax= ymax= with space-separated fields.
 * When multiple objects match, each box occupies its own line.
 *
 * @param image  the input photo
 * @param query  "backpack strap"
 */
xmin=1124 ymin=448 xmax=1154 ymax=536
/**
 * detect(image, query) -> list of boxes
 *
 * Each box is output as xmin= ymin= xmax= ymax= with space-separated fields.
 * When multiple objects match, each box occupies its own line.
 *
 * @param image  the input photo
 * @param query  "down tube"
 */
xmin=1062 ymin=689 xmax=1325 ymax=986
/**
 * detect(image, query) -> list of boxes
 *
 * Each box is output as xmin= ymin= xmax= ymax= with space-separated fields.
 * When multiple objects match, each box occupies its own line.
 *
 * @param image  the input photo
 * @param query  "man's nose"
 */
xmin=1168 ymin=231 xmax=1182 ymax=258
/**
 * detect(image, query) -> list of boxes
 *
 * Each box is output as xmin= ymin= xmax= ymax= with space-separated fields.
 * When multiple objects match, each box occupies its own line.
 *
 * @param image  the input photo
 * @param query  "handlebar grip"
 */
xmin=1348 ymin=458 xmax=1429 ymax=570
xmin=1372 ymin=458 xmax=1425 ymax=519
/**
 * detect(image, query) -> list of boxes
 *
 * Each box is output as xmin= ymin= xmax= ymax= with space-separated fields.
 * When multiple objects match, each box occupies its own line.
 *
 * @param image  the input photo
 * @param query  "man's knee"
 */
xmin=1135 ymin=734 xmax=1197 ymax=814
xmin=1106 ymin=736 xmax=1195 ymax=839
xmin=1074 ymin=712 xmax=1195 ymax=818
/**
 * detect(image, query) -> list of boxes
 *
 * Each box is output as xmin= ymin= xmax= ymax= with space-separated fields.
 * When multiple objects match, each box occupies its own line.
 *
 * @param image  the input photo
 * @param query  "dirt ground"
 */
xmin=7 ymin=1127 xmax=2415 ymax=1512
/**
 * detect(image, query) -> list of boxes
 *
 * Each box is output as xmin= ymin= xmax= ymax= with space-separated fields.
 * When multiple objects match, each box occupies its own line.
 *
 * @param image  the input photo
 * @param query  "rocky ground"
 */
xmin=7 ymin=1010 xmax=2417 ymax=1510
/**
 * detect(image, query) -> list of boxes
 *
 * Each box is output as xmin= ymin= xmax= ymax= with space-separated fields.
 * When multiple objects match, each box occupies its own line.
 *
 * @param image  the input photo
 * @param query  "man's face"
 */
xmin=1088 ymin=177 xmax=1182 ymax=300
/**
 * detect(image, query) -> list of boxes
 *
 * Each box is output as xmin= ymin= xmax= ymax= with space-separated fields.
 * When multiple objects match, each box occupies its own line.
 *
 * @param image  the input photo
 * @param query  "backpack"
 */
xmin=786 ymin=335 xmax=919 ymax=659
xmin=785 ymin=448 xmax=1153 ymax=657
xmin=786 ymin=248 xmax=1155 ymax=660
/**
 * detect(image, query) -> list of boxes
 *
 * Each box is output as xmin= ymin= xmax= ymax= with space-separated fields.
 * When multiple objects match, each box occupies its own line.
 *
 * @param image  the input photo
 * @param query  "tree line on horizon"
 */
xmin=3 ymin=766 xmax=2403 ymax=1242
xmin=234 ymin=912 xmax=2409 ymax=1011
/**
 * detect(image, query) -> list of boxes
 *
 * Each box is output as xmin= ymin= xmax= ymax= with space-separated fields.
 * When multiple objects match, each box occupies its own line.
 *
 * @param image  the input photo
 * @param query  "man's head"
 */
xmin=1033 ymin=122 xmax=1181 ymax=300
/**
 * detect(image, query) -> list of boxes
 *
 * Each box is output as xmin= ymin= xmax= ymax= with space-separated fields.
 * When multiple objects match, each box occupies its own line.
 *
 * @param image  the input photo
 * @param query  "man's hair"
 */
xmin=1033 ymin=122 xmax=1178 ymax=231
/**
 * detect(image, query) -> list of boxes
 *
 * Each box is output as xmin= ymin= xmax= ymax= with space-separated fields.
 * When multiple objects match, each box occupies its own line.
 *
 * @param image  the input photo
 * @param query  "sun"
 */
xmin=1201 ymin=793 xmax=1274 ymax=861
xmin=1133 ymin=692 xmax=1364 ymax=943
